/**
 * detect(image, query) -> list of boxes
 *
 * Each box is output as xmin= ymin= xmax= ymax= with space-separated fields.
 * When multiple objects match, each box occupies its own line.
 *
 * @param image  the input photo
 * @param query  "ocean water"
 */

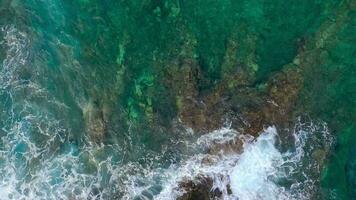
xmin=0 ymin=0 xmax=355 ymax=199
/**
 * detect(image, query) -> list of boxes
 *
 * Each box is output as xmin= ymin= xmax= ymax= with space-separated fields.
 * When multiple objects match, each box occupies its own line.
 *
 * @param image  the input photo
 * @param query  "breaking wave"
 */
xmin=153 ymin=119 xmax=333 ymax=200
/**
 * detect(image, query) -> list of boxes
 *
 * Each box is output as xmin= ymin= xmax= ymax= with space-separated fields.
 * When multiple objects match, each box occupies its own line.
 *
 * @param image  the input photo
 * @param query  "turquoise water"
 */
xmin=0 ymin=0 xmax=355 ymax=199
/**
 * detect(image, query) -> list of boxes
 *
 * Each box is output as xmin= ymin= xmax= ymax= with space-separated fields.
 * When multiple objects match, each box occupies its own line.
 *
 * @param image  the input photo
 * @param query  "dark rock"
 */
xmin=177 ymin=176 xmax=218 ymax=200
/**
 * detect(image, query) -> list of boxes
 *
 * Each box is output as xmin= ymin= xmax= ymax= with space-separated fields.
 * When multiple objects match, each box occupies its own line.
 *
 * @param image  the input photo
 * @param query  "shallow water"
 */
xmin=0 ymin=0 xmax=355 ymax=199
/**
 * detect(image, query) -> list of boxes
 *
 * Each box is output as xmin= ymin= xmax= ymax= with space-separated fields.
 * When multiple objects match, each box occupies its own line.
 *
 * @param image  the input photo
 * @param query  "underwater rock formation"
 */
xmin=83 ymin=99 xmax=107 ymax=142
xmin=168 ymin=1 xmax=354 ymax=198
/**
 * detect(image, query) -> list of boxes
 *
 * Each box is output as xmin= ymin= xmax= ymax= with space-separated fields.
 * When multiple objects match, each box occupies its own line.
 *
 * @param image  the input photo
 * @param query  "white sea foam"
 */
xmin=152 ymin=120 xmax=333 ymax=200
xmin=0 ymin=25 xmax=121 ymax=200
xmin=0 ymin=25 xmax=29 ymax=89
xmin=230 ymin=127 xmax=288 ymax=200
xmin=0 ymin=115 xmax=333 ymax=200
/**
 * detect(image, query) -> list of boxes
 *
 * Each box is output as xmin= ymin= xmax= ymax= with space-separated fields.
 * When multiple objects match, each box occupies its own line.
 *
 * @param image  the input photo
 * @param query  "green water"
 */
xmin=0 ymin=0 xmax=355 ymax=199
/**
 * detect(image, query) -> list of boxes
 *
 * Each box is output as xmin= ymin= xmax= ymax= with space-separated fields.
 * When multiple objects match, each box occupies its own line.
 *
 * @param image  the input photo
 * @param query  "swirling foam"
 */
xmin=153 ymin=120 xmax=333 ymax=200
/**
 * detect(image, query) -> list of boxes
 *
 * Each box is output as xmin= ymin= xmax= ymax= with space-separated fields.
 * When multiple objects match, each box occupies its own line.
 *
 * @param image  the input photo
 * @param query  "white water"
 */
xmin=153 ymin=120 xmax=333 ymax=200
xmin=230 ymin=127 xmax=287 ymax=200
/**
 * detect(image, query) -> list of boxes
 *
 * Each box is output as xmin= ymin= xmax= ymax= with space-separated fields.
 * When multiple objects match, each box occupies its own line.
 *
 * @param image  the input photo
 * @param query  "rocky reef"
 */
xmin=67 ymin=0 xmax=354 ymax=198
xmin=159 ymin=1 xmax=354 ymax=199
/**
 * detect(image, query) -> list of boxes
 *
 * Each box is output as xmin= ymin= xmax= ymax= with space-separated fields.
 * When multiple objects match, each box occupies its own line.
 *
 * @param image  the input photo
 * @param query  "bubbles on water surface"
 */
xmin=152 ymin=120 xmax=333 ymax=200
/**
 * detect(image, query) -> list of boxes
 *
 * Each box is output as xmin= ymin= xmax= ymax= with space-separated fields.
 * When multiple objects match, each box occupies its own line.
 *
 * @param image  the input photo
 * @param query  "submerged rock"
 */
xmin=83 ymin=98 xmax=108 ymax=142
xmin=164 ymin=1 xmax=353 ymax=197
